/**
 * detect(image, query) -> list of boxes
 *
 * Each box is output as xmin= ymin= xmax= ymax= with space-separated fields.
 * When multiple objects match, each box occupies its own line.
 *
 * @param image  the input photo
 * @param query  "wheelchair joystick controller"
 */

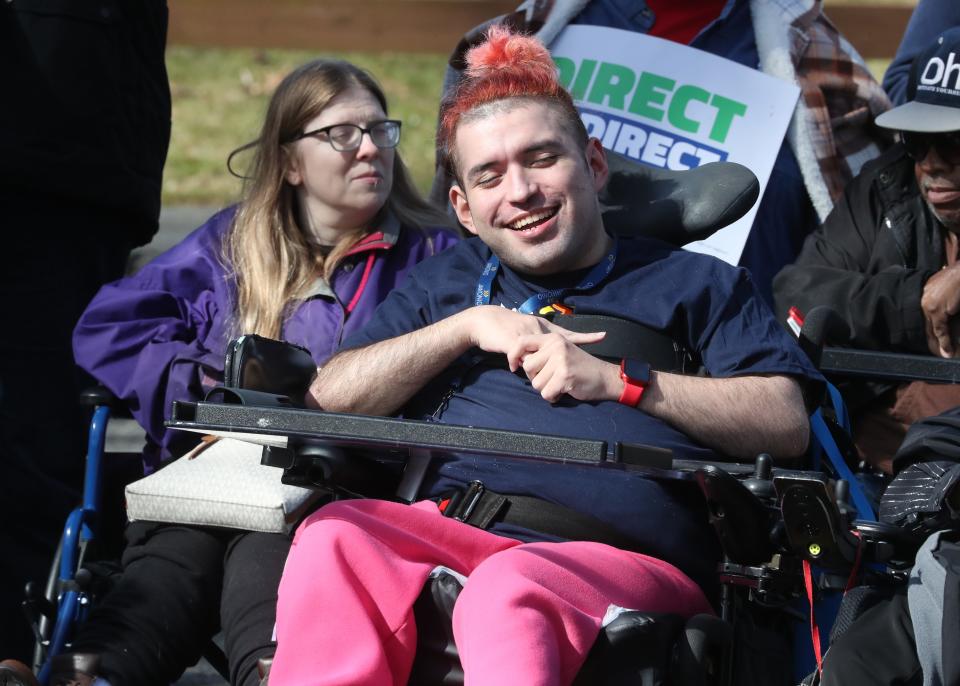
xmin=743 ymin=453 xmax=775 ymax=501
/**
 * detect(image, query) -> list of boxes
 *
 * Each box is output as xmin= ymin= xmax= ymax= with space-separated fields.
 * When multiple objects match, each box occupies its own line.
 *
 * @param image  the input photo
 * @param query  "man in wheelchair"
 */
xmin=267 ymin=27 xmax=823 ymax=685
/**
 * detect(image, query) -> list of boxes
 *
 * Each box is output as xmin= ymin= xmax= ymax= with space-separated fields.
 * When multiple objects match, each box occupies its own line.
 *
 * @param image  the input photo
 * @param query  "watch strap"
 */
xmin=618 ymin=358 xmax=648 ymax=407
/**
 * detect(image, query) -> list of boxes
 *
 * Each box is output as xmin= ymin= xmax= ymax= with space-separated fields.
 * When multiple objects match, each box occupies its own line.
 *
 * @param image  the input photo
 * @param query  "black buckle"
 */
xmin=443 ymin=480 xmax=485 ymax=522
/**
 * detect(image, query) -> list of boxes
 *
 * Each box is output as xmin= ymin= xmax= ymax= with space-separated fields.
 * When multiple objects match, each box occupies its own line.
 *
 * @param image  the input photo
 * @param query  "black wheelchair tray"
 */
xmin=166 ymin=400 xmax=703 ymax=481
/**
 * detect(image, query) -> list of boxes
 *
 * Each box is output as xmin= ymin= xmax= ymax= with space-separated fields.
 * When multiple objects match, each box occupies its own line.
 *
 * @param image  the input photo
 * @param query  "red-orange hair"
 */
xmin=438 ymin=25 xmax=587 ymax=179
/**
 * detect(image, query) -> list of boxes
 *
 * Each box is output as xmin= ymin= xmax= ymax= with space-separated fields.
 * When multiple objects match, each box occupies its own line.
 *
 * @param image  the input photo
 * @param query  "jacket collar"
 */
xmin=302 ymin=213 xmax=401 ymax=300
xmin=343 ymin=212 xmax=400 ymax=257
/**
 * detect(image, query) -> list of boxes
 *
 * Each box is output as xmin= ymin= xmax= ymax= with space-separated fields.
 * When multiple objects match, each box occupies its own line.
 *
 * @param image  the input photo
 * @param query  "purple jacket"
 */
xmin=73 ymin=206 xmax=458 ymax=468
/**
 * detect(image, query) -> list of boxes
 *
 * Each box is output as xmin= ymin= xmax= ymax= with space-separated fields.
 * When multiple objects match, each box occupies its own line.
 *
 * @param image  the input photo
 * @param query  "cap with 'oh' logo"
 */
xmin=877 ymin=27 xmax=960 ymax=133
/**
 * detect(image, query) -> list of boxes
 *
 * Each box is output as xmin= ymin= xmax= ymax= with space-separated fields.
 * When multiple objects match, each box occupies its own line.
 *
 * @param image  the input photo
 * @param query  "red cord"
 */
xmin=803 ymin=530 xmax=863 ymax=678
xmin=345 ymin=252 xmax=376 ymax=314
xmin=802 ymin=559 xmax=824 ymax=675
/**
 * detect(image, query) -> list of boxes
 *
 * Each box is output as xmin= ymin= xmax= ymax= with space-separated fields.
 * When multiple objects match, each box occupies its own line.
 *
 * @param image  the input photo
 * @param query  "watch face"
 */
xmin=623 ymin=359 xmax=651 ymax=384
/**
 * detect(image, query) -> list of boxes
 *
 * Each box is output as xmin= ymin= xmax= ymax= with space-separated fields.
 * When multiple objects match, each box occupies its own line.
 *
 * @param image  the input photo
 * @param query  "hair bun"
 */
xmin=438 ymin=25 xmax=581 ymax=171
xmin=465 ymin=25 xmax=558 ymax=85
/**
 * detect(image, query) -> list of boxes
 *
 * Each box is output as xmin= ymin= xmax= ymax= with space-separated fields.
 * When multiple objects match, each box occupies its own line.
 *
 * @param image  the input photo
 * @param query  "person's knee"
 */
xmin=293 ymin=499 xmax=389 ymax=540
xmin=224 ymin=532 xmax=290 ymax=591
xmin=115 ymin=523 xmax=226 ymax=620
xmin=454 ymin=546 xmax=546 ymax=616
xmin=122 ymin=522 xmax=224 ymax=573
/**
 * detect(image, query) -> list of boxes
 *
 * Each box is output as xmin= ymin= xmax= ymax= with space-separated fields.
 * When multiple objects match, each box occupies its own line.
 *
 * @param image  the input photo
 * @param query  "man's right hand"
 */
xmin=921 ymin=265 xmax=960 ymax=357
xmin=462 ymin=306 xmax=605 ymax=371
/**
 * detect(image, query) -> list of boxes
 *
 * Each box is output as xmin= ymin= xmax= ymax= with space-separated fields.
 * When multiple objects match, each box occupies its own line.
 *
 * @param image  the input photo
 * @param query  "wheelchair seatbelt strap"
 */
xmin=437 ymin=480 xmax=644 ymax=552
xmin=810 ymin=410 xmax=876 ymax=521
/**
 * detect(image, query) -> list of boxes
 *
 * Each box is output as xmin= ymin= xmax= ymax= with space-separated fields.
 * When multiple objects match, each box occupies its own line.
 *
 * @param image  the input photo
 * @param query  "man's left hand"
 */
xmin=921 ymin=265 xmax=960 ymax=357
xmin=515 ymin=333 xmax=621 ymax=403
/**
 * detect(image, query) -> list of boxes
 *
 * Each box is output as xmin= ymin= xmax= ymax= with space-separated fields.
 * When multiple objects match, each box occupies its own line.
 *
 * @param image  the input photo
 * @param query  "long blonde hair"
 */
xmin=225 ymin=59 xmax=449 ymax=339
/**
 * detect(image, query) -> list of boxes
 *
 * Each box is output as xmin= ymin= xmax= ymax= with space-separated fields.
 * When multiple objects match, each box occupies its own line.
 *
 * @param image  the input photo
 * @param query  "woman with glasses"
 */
xmin=8 ymin=60 xmax=456 ymax=686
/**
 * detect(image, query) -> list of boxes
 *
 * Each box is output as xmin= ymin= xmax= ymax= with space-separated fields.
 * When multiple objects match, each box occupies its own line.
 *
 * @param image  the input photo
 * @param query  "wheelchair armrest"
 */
xmin=797 ymin=305 xmax=960 ymax=384
xmin=819 ymin=348 xmax=960 ymax=384
xmin=600 ymin=154 xmax=759 ymax=246
xmin=853 ymin=520 xmax=927 ymax=568
xmin=796 ymin=306 xmax=852 ymax=368
xmin=79 ymin=385 xmax=121 ymax=409
xmin=223 ymin=334 xmax=316 ymax=400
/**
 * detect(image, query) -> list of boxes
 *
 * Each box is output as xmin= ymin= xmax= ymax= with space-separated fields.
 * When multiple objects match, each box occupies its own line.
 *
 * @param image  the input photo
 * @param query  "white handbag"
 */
xmin=125 ymin=437 xmax=318 ymax=534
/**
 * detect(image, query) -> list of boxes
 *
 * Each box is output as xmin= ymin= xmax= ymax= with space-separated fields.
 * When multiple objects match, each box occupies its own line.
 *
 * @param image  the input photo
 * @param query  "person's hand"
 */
xmin=463 ymin=306 xmax=605 ymax=370
xmin=921 ymin=265 xmax=960 ymax=357
xmin=515 ymin=332 xmax=622 ymax=403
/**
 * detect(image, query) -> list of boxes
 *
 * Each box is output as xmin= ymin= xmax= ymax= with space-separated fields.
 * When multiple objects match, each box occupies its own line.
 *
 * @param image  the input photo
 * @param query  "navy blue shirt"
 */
xmin=342 ymin=236 xmax=822 ymax=590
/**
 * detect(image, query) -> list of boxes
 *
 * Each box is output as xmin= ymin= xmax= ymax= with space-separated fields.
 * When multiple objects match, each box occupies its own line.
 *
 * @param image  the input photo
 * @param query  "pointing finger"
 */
xmin=558 ymin=330 xmax=606 ymax=345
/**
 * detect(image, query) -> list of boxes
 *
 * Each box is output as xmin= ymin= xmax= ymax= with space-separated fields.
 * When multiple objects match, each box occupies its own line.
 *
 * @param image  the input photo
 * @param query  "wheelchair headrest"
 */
xmin=600 ymin=152 xmax=760 ymax=247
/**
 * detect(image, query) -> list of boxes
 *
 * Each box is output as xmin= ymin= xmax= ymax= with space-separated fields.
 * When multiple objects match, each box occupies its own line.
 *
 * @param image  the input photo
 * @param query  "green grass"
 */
xmin=164 ymin=47 xmax=449 ymax=205
xmin=867 ymin=59 xmax=892 ymax=83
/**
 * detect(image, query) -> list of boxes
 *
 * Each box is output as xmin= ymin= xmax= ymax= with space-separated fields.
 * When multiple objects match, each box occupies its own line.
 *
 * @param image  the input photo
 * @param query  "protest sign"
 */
xmin=551 ymin=26 xmax=800 ymax=264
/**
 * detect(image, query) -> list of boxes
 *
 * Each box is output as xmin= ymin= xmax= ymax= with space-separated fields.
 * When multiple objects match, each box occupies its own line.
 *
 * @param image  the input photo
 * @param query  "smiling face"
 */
xmin=914 ymin=143 xmax=960 ymax=233
xmin=285 ymin=85 xmax=395 ymax=241
xmin=448 ymin=99 xmax=610 ymax=276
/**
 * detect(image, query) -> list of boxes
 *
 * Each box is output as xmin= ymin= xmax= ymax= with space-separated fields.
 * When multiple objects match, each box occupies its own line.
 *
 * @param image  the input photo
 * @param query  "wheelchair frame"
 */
xmin=22 ymin=146 xmax=955 ymax=682
xmin=25 ymin=404 xmax=111 ymax=684
xmin=23 ymin=397 xmax=232 ymax=686
xmin=29 ymin=339 xmax=956 ymax=685
xmin=27 ymin=343 xmax=957 ymax=685
xmin=164 ymin=387 xmax=918 ymax=685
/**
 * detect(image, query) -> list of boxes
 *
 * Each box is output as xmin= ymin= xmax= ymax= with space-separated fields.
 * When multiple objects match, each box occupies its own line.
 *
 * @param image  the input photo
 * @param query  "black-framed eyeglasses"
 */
xmin=900 ymin=130 xmax=960 ymax=165
xmin=292 ymin=120 xmax=402 ymax=151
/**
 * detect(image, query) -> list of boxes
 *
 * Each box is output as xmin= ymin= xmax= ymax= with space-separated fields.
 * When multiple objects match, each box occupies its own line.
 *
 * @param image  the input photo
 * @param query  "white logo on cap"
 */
xmin=921 ymin=51 xmax=960 ymax=91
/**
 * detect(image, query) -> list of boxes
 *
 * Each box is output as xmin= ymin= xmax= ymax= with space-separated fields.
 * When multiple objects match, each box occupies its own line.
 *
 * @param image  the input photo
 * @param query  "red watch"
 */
xmin=618 ymin=358 xmax=650 ymax=407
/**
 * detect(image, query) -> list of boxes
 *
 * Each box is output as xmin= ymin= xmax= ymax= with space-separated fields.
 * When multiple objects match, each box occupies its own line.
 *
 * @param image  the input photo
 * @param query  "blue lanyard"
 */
xmin=474 ymin=239 xmax=619 ymax=314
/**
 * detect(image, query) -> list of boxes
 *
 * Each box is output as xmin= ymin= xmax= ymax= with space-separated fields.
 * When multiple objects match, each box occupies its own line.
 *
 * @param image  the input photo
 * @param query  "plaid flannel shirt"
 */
xmin=783 ymin=0 xmax=893 ymax=215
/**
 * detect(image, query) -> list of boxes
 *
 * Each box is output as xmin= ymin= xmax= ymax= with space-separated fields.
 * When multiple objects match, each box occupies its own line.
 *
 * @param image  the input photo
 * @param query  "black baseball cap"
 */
xmin=877 ymin=27 xmax=960 ymax=133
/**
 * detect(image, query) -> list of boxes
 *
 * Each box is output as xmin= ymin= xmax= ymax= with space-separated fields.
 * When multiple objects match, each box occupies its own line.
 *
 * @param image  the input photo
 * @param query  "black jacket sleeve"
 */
xmin=773 ymin=151 xmax=934 ymax=354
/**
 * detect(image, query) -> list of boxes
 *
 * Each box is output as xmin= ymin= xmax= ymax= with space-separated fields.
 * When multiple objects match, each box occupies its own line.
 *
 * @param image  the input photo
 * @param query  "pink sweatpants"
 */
xmin=271 ymin=499 xmax=712 ymax=686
